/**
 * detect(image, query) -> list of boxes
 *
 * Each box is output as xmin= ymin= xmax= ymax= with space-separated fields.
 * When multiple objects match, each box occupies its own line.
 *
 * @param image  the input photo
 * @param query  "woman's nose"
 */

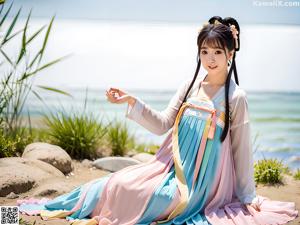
xmin=209 ymin=54 xmax=216 ymax=62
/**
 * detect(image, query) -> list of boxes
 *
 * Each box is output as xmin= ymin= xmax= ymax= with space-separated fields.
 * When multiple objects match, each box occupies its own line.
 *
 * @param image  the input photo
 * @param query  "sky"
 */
xmin=1 ymin=0 xmax=300 ymax=92
xmin=6 ymin=0 xmax=300 ymax=25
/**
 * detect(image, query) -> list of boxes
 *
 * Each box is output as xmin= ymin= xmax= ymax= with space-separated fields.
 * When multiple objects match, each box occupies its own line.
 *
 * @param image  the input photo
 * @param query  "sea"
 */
xmin=24 ymin=88 xmax=300 ymax=171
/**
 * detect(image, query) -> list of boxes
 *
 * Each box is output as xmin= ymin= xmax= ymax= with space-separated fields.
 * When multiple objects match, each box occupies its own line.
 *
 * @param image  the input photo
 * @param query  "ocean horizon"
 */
xmin=23 ymin=87 xmax=300 ymax=171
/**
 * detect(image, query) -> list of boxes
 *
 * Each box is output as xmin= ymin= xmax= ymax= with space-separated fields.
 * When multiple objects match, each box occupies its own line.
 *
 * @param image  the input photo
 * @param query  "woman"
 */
xmin=18 ymin=16 xmax=298 ymax=225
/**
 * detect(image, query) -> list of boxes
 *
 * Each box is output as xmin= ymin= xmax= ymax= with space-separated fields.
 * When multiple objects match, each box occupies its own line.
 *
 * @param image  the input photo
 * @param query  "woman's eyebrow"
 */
xmin=200 ymin=47 xmax=223 ymax=50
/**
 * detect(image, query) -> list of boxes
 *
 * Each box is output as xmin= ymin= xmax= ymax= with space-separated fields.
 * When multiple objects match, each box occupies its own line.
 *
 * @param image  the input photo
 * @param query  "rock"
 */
xmin=81 ymin=159 xmax=93 ymax=168
xmin=6 ymin=192 xmax=19 ymax=199
xmin=132 ymin=153 xmax=154 ymax=163
xmin=0 ymin=157 xmax=64 ymax=197
xmin=92 ymin=157 xmax=141 ymax=172
xmin=22 ymin=142 xmax=73 ymax=174
xmin=126 ymin=150 xmax=137 ymax=157
xmin=32 ymin=181 xmax=76 ymax=197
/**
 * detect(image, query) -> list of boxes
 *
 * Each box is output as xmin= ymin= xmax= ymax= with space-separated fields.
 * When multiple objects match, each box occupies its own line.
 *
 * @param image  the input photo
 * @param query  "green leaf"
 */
xmin=26 ymin=25 xmax=46 ymax=45
xmin=38 ymin=15 xmax=55 ymax=64
xmin=16 ymin=9 xmax=32 ymax=64
xmin=0 ymin=49 xmax=13 ymax=66
xmin=0 ymin=1 xmax=13 ymax=27
xmin=5 ymin=28 xmax=23 ymax=43
xmin=31 ymin=89 xmax=44 ymax=102
xmin=20 ymin=55 xmax=69 ymax=81
xmin=36 ymin=85 xmax=72 ymax=97
xmin=28 ymin=51 xmax=41 ymax=68
xmin=2 ymin=7 xmax=21 ymax=45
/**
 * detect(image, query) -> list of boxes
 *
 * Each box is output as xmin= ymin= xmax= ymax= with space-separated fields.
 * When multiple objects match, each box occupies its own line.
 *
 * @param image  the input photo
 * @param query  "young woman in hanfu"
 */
xmin=18 ymin=16 xmax=298 ymax=225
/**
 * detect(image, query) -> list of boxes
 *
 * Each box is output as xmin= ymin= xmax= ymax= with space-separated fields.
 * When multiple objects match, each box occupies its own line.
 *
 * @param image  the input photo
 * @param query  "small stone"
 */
xmin=6 ymin=192 xmax=19 ymax=199
xmin=81 ymin=159 xmax=92 ymax=168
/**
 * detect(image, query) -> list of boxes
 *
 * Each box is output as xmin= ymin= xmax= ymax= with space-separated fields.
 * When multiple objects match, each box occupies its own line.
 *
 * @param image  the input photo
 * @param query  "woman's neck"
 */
xmin=203 ymin=72 xmax=227 ymax=86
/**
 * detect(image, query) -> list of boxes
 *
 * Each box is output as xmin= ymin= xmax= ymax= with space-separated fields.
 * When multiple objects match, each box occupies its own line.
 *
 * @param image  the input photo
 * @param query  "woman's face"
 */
xmin=200 ymin=42 xmax=233 ymax=76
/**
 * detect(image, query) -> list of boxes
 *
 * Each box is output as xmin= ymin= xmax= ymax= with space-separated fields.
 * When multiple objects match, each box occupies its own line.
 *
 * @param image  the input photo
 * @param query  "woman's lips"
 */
xmin=208 ymin=65 xmax=218 ymax=69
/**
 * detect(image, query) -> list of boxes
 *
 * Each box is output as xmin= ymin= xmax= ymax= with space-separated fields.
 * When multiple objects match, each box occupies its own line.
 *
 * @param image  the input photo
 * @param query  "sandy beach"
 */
xmin=0 ymin=159 xmax=299 ymax=225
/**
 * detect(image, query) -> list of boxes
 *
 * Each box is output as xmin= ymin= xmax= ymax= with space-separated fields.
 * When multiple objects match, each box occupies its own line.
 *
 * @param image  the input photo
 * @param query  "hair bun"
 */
xmin=223 ymin=17 xmax=240 ymax=51
xmin=223 ymin=17 xmax=240 ymax=31
xmin=208 ymin=16 xmax=224 ymax=25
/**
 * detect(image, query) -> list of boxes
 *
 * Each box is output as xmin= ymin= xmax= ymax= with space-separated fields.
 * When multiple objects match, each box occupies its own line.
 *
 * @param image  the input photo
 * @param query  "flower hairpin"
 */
xmin=199 ymin=21 xmax=216 ymax=33
xmin=201 ymin=20 xmax=221 ymax=30
xmin=213 ymin=20 xmax=222 ymax=25
xmin=229 ymin=23 xmax=239 ymax=49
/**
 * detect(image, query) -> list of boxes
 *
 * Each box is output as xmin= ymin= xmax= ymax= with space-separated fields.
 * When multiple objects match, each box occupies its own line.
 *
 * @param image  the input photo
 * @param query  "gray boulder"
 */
xmin=93 ymin=156 xmax=141 ymax=172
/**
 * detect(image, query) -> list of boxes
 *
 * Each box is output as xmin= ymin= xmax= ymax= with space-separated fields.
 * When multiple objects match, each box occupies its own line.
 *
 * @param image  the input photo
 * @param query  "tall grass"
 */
xmin=107 ymin=120 xmax=131 ymax=156
xmin=44 ymin=111 xmax=107 ymax=160
xmin=0 ymin=2 xmax=69 ymax=156
xmin=44 ymin=90 xmax=110 ymax=160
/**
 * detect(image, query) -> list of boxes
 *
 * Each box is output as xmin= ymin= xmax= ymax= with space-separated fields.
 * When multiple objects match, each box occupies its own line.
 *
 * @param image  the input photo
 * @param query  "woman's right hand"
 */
xmin=105 ymin=87 xmax=136 ymax=106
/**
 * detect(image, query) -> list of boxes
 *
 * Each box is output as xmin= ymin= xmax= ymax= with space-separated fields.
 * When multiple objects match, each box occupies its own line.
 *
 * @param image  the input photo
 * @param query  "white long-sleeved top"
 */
xmin=124 ymin=76 xmax=257 ymax=205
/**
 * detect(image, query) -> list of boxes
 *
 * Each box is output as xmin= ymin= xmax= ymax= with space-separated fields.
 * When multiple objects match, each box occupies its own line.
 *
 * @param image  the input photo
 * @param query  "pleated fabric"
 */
xmin=17 ymin=97 xmax=298 ymax=225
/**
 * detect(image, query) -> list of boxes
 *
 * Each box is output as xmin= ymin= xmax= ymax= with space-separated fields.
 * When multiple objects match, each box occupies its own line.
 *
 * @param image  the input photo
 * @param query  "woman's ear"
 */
xmin=228 ymin=50 xmax=235 ymax=60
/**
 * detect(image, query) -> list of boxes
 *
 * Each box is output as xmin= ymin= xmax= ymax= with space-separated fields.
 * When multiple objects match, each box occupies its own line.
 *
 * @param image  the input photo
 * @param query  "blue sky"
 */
xmin=6 ymin=0 xmax=300 ymax=25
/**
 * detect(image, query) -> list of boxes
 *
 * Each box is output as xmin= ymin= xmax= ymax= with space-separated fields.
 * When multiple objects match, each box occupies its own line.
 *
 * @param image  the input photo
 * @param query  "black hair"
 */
xmin=178 ymin=16 xmax=241 ymax=142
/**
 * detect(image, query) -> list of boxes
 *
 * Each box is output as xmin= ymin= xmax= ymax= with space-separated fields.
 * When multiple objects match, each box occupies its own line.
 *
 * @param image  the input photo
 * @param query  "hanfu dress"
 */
xmin=18 ymin=76 xmax=298 ymax=225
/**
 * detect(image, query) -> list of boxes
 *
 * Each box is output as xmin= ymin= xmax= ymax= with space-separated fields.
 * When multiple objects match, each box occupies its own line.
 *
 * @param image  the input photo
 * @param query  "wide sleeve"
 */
xmin=125 ymin=79 xmax=191 ymax=136
xmin=230 ymin=89 xmax=257 ymax=204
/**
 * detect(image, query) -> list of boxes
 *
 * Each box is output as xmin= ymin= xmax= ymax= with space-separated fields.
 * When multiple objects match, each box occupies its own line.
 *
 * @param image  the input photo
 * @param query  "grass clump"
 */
xmin=44 ymin=111 xmax=107 ymax=160
xmin=293 ymin=169 xmax=300 ymax=180
xmin=0 ymin=130 xmax=17 ymax=157
xmin=127 ymin=138 xmax=160 ymax=155
xmin=107 ymin=120 xmax=131 ymax=156
xmin=254 ymin=158 xmax=285 ymax=184
xmin=0 ymin=127 xmax=34 ymax=157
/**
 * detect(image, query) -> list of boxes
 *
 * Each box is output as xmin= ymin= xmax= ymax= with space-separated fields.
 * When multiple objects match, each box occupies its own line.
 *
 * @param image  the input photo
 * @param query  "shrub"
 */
xmin=254 ymin=158 xmax=285 ymax=184
xmin=44 ymin=111 xmax=107 ymax=160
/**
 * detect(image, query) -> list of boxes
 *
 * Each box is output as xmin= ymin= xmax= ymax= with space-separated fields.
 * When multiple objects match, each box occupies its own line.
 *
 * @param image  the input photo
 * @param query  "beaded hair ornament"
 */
xmin=200 ymin=20 xmax=239 ymax=50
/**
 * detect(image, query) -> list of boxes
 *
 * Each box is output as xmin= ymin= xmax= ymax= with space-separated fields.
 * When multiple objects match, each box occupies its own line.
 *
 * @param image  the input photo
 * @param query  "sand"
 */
xmin=0 ymin=160 xmax=299 ymax=225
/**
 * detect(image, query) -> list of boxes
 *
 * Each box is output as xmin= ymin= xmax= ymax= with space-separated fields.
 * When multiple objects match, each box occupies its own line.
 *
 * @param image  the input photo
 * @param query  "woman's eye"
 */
xmin=215 ymin=50 xmax=222 ymax=54
xmin=201 ymin=51 xmax=207 ymax=54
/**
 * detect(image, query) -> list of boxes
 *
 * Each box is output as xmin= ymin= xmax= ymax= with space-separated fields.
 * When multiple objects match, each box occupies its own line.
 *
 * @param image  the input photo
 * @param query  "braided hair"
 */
xmin=178 ymin=16 xmax=241 ymax=142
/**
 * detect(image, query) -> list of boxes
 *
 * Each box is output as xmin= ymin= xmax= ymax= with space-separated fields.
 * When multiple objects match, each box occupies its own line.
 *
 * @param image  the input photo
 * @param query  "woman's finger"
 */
xmin=251 ymin=203 xmax=260 ymax=212
xmin=109 ymin=87 xmax=119 ymax=92
xmin=106 ymin=91 xmax=116 ymax=102
xmin=108 ymin=87 xmax=127 ymax=96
